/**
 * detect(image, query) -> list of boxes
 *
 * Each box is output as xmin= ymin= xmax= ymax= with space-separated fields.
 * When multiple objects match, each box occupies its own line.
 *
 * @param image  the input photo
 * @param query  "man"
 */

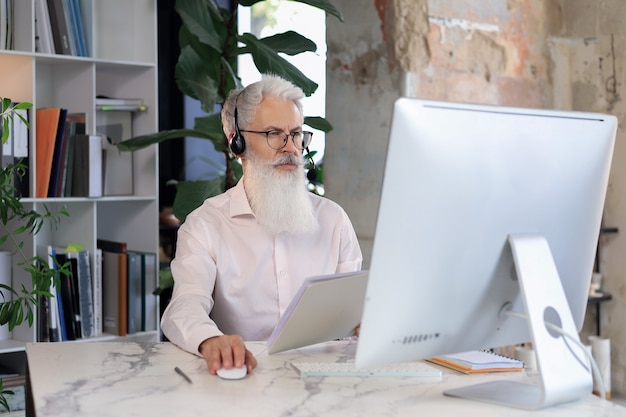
xmin=161 ymin=74 xmax=363 ymax=376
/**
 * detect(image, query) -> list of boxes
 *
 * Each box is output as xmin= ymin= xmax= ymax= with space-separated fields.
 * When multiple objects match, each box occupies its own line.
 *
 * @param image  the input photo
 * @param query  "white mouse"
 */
xmin=216 ymin=366 xmax=247 ymax=380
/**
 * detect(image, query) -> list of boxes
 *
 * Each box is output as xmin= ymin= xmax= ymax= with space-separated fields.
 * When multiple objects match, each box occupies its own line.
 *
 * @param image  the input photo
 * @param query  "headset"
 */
xmin=305 ymin=147 xmax=318 ymax=182
xmin=230 ymin=106 xmax=246 ymax=155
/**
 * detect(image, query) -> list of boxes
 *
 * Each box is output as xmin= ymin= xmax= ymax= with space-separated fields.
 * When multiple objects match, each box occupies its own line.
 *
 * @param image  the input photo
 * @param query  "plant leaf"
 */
xmin=155 ymin=268 xmax=174 ymax=295
xmin=257 ymin=31 xmax=317 ymax=56
xmin=238 ymin=33 xmax=318 ymax=96
xmin=13 ymin=102 xmax=32 ymax=110
xmin=239 ymin=0 xmax=343 ymax=22
xmin=193 ymin=113 xmax=229 ymax=152
xmin=175 ymin=45 xmax=221 ymax=112
xmin=304 ymin=116 xmax=333 ymax=133
xmin=175 ymin=0 xmax=224 ymax=51
xmin=117 ymin=128 xmax=213 ymax=152
xmin=1 ymin=119 xmax=9 ymax=143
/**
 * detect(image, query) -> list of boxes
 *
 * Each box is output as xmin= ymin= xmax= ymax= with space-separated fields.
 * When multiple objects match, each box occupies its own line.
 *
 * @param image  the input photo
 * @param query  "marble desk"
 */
xmin=25 ymin=340 xmax=625 ymax=417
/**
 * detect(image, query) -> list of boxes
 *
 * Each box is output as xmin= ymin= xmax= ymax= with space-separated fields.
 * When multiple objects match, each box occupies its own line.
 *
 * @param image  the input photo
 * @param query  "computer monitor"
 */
xmin=355 ymin=98 xmax=617 ymax=409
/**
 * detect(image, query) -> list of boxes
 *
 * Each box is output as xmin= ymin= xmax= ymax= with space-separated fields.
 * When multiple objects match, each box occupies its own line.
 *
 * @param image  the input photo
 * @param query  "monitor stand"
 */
xmin=444 ymin=234 xmax=593 ymax=410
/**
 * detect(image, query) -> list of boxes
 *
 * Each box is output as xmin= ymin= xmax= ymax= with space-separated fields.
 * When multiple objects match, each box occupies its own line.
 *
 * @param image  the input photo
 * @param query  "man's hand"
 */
xmin=199 ymin=334 xmax=258 ymax=375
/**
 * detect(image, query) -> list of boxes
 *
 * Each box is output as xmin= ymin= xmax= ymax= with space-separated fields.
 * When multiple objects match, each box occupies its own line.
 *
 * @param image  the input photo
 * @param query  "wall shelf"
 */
xmin=0 ymin=0 xmax=159 ymax=358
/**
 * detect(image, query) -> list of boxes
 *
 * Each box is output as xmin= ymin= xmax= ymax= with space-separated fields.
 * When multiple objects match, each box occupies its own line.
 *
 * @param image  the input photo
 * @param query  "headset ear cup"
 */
xmin=230 ymin=133 xmax=245 ymax=155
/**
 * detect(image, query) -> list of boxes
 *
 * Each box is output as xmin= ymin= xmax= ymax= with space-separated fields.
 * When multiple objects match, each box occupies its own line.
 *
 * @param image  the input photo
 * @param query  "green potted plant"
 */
xmin=0 ymin=98 xmax=70 ymax=412
xmin=118 ymin=0 xmax=341 ymax=222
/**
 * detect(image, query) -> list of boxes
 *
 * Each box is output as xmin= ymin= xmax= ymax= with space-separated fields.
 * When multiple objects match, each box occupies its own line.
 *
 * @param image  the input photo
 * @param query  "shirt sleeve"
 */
xmin=160 ymin=215 xmax=223 ymax=356
xmin=336 ymin=207 xmax=363 ymax=273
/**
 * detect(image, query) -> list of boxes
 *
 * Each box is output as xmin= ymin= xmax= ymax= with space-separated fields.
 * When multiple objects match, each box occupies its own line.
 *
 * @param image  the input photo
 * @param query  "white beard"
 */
xmin=244 ymin=153 xmax=319 ymax=235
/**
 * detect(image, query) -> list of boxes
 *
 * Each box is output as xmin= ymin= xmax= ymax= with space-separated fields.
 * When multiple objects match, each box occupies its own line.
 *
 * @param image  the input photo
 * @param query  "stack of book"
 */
xmin=37 ymin=241 xmax=158 ymax=341
xmin=97 ymin=239 xmax=157 ymax=337
xmin=35 ymin=0 xmax=88 ymax=56
xmin=35 ymin=108 xmax=101 ymax=198
xmin=37 ymin=244 xmax=97 ymax=342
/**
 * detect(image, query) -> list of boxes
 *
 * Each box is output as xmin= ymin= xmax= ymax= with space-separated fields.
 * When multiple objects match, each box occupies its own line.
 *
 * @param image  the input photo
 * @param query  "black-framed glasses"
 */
xmin=239 ymin=129 xmax=313 ymax=150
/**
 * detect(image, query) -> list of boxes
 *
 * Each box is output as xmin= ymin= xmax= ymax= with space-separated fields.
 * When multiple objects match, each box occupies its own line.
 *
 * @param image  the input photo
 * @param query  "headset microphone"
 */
xmin=305 ymin=147 xmax=318 ymax=182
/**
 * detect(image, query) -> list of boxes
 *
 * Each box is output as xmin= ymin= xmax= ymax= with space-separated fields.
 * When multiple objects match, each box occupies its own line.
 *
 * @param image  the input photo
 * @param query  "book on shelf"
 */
xmin=140 ymin=251 xmax=157 ymax=332
xmin=98 ymin=239 xmax=128 ymax=336
xmin=35 ymin=0 xmax=56 ymax=54
xmin=427 ymin=350 xmax=524 ymax=374
xmin=36 ymin=245 xmax=62 ymax=342
xmin=126 ymin=251 xmax=142 ymax=335
xmin=62 ymin=113 xmax=86 ymax=197
xmin=51 ymin=247 xmax=68 ymax=341
xmin=46 ymin=0 xmax=73 ymax=55
xmin=100 ymin=250 xmax=128 ymax=337
xmin=71 ymin=134 xmax=103 ymax=198
xmin=35 ymin=107 xmax=63 ymax=197
xmin=47 ymin=108 xmax=69 ymax=197
xmin=0 ymin=0 xmax=14 ymax=50
xmin=92 ymin=248 xmax=103 ymax=336
xmin=46 ymin=0 xmax=87 ymax=56
xmin=37 ymin=291 xmax=50 ymax=343
xmin=48 ymin=112 xmax=88 ymax=197
xmin=0 ymin=365 xmax=19 ymax=379
xmin=96 ymin=96 xmax=147 ymax=112
xmin=54 ymin=250 xmax=81 ymax=340
xmin=74 ymin=249 xmax=95 ymax=338
xmin=127 ymin=250 xmax=158 ymax=333
xmin=97 ymin=239 xmax=127 ymax=254
xmin=67 ymin=0 xmax=87 ymax=56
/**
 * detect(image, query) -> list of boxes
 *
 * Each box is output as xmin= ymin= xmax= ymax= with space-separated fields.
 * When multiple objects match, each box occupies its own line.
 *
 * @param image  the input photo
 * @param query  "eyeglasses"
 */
xmin=239 ymin=129 xmax=313 ymax=150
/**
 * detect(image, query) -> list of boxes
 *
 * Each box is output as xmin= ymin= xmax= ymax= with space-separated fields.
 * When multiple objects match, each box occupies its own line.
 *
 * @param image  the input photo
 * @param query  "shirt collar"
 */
xmin=230 ymin=177 xmax=254 ymax=218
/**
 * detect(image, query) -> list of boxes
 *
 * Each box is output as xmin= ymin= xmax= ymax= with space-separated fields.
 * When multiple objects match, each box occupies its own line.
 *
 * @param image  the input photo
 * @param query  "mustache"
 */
xmin=268 ymin=154 xmax=305 ymax=167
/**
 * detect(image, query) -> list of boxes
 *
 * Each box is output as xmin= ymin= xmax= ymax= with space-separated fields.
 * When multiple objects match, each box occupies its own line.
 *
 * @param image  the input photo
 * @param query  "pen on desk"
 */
xmin=175 ymin=366 xmax=193 ymax=384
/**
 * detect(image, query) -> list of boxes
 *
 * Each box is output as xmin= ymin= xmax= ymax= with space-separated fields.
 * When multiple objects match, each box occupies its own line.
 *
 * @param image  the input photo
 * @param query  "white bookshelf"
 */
xmin=0 ymin=0 xmax=159 ymax=353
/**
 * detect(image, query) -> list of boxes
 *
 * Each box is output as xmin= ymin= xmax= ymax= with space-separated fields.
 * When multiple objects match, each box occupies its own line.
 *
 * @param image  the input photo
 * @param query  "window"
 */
xmin=238 ymin=1 xmax=327 ymax=165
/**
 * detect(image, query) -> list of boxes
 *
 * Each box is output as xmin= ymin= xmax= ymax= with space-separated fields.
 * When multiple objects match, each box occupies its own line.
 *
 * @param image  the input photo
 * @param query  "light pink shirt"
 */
xmin=160 ymin=179 xmax=363 ymax=355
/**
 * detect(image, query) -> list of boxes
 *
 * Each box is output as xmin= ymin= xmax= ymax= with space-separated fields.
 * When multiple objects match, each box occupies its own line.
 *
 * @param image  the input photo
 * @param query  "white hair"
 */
xmin=221 ymin=74 xmax=305 ymax=136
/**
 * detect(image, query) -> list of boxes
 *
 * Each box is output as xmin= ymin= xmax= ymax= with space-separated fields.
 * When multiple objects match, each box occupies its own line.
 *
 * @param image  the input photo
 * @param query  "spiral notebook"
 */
xmin=427 ymin=350 xmax=524 ymax=374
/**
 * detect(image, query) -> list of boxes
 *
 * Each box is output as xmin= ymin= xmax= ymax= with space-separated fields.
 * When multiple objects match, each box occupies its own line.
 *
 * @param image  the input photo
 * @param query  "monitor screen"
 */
xmin=355 ymin=98 xmax=616 ymax=408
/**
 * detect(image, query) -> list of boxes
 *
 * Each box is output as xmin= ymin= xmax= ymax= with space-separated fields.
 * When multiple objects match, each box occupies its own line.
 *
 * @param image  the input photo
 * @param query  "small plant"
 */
xmin=0 ymin=98 xmax=70 ymax=412
xmin=0 ymin=382 xmax=13 ymax=412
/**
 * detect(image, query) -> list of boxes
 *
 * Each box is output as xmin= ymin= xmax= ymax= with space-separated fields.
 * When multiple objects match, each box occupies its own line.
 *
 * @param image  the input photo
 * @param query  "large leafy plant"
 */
xmin=118 ymin=0 xmax=342 ymax=222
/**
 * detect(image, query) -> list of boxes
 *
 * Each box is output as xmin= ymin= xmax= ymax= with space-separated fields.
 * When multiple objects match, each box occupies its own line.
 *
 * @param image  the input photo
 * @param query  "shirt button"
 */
xmin=280 ymin=270 xmax=286 ymax=277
